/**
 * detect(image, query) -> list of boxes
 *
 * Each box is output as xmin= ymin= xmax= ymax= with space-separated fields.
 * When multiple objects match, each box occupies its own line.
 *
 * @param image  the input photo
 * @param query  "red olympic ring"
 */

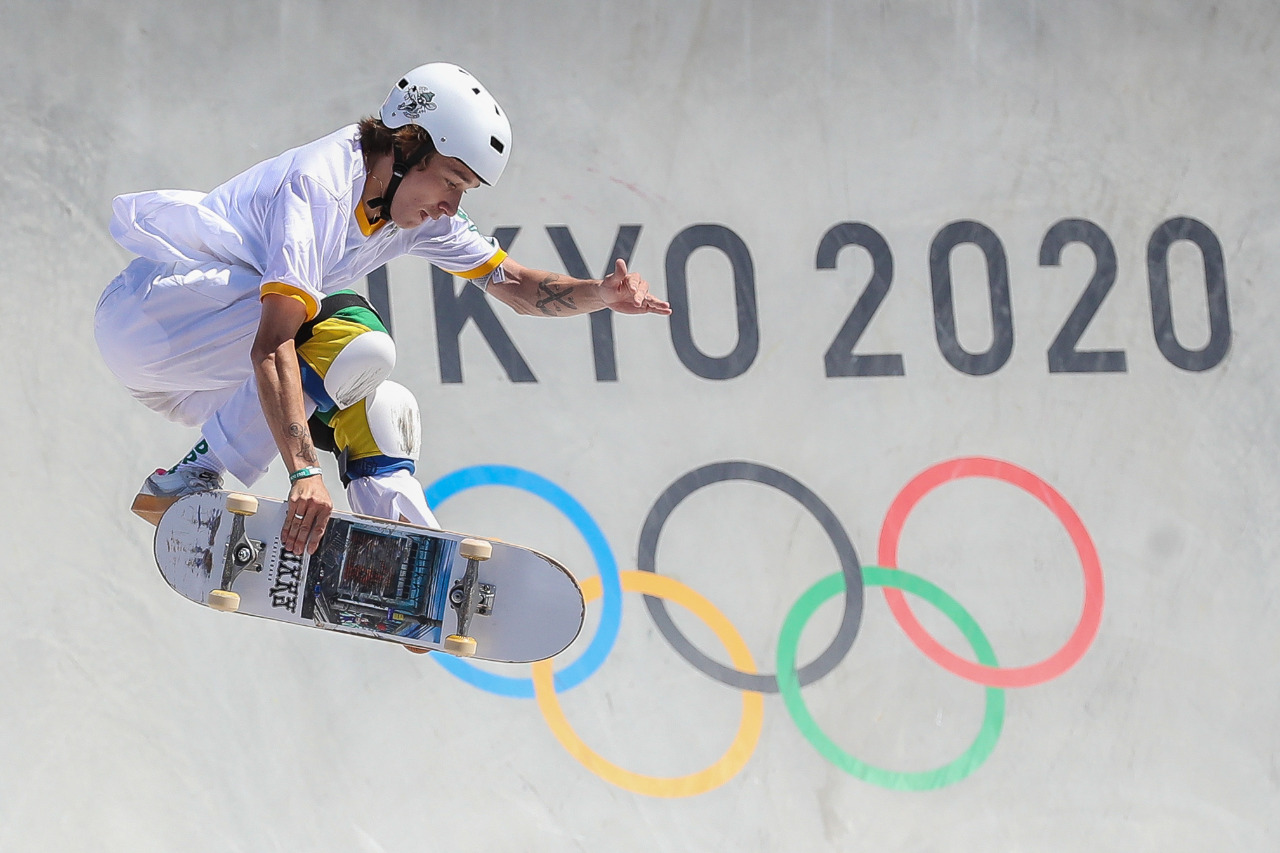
xmin=877 ymin=457 xmax=1104 ymax=688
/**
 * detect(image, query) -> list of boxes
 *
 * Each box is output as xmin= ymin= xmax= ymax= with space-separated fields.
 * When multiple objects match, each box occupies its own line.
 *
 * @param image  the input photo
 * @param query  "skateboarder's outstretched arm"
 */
xmin=486 ymin=257 xmax=672 ymax=318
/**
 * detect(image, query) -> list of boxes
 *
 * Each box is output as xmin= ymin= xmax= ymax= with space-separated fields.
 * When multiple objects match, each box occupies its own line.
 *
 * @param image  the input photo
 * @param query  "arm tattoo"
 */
xmin=288 ymin=422 xmax=319 ymax=465
xmin=534 ymin=274 xmax=578 ymax=316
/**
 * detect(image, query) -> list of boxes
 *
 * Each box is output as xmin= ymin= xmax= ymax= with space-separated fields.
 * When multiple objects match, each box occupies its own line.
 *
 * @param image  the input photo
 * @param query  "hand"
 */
xmin=600 ymin=259 xmax=672 ymax=315
xmin=285 ymin=473 xmax=332 ymax=555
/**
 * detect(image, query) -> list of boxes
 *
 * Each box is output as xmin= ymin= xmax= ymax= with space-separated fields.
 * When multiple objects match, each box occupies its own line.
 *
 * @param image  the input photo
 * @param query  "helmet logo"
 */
xmin=396 ymin=85 xmax=437 ymax=120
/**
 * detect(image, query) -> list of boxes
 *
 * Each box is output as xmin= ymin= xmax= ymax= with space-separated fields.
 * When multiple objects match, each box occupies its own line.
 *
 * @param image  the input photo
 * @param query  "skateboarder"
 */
xmin=95 ymin=62 xmax=670 ymax=556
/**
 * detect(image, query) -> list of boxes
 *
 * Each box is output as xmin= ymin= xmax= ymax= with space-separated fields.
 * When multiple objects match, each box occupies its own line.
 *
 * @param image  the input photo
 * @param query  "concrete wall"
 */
xmin=2 ymin=1 xmax=1277 ymax=849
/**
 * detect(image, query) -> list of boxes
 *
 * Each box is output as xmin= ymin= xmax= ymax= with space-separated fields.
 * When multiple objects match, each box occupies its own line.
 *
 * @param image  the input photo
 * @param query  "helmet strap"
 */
xmin=366 ymin=142 xmax=433 ymax=224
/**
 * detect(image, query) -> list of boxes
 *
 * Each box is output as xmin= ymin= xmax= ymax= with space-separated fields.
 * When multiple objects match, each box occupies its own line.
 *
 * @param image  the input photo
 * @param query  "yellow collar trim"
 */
xmin=355 ymin=200 xmax=387 ymax=237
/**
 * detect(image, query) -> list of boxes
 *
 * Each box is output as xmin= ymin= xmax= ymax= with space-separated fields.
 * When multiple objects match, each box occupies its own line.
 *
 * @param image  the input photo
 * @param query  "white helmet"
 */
xmin=380 ymin=63 xmax=511 ymax=185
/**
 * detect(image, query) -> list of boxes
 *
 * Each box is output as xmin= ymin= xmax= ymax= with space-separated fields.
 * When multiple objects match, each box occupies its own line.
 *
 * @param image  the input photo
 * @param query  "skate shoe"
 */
xmin=131 ymin=467 xmax=224 ymax=525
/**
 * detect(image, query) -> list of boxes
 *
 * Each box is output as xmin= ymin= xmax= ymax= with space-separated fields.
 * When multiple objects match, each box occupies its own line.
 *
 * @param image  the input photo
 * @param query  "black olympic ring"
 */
xmin=637 ymin=460 xmax=864 ymax=693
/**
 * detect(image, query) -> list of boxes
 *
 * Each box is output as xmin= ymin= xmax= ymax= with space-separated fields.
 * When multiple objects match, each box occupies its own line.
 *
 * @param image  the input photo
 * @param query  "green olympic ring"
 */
xmin=776 ymin=566 xmax=1006 ymax=791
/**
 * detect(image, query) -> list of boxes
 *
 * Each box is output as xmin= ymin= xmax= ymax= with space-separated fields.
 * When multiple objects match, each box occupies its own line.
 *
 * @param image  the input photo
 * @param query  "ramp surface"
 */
xmin=1 ymin=2 xmax=1277 ymax=849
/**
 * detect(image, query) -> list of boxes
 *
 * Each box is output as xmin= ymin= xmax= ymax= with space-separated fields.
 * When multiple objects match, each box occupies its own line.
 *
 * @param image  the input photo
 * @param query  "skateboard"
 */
xmin=152 ymin=491 xmax=585 ymax=662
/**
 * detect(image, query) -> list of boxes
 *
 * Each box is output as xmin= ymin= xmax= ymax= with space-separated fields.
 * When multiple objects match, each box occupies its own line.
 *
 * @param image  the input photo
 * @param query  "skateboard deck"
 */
xmin=153 ymin=491 xmax=584 ymax=662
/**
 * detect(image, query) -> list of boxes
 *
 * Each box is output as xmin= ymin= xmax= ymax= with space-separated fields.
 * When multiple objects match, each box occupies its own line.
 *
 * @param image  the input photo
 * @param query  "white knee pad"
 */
xmin=363 ymin=379 xmax=421 ymax=461
xmin=331 ymin=381 xmax=433 ymax=524
xmin=324 ymin=330 xmax=396 ymax=410
xmin=331 ymin=379 xmax=421 ymax=463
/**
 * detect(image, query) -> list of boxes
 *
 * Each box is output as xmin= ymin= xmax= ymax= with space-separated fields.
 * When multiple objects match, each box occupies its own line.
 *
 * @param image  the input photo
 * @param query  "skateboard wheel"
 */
xmin=226 ymin=494 xmax=258 ymax=516
xmin=459 ymin=539 xmax=492 ymax=561
xmin=444 ymin=634 xmax=478 ymax=657
xmin=208 ymin=589 xmax=241 ymax=612
xmin=402 ymin=645 xmax=432 ymax=655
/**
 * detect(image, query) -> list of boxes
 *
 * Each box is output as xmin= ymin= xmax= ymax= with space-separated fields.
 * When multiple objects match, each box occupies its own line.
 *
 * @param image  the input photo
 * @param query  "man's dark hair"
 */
xmin=357 ymin=117 xmax=437 ymax=166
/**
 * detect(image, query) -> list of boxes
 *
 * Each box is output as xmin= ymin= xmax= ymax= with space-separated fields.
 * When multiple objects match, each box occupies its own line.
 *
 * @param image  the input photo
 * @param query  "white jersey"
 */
xmin=109 ymin=124 xmax=505 ymax=321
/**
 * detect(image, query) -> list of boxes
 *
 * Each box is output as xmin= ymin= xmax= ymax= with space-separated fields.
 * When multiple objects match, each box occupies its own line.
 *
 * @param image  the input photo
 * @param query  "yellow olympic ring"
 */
xmin=530 ymin=571 xmax=765 ymax=798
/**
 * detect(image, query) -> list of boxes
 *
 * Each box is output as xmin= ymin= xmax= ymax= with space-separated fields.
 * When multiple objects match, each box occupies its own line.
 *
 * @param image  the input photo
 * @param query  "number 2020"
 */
xmin=812 ymin=216 xmax=1230 ymax=377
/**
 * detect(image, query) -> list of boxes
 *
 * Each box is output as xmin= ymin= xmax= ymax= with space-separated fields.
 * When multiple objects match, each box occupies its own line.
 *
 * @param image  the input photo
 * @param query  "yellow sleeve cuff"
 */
xmin=260 ymin=281 xmax=320 ymax=321
xmin=453 ymin=249 xmax=507 ymax=280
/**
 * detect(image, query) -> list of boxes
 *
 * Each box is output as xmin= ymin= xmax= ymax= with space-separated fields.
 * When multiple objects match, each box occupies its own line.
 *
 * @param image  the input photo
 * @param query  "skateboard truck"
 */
xmin=209 ymin=494 xmax=262 ymax=613
xmin=450 ymin=582 xmax=495 ymax=616
xmin=443 ymin=538 xmax=493 ymax=657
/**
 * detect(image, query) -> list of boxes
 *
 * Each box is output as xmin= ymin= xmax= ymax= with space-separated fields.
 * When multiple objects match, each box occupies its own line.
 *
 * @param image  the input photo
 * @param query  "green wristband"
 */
xmin=289 ymin=466 xmax=323 ymax=483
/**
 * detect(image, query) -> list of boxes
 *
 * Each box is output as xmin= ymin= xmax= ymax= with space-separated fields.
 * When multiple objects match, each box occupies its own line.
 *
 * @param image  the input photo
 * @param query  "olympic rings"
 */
xmin=776 ymin=567 xmax=1005 ymax=790
xmin=531 ymin=571 xmax=765 ymax=798
xmin=877 ymin=457 xmax=1105 ymax=688
xmin=421 ymin=457 xmax=1103 ymax=797
xmin=425 ymin=465 xmax=622 ymax=698
xmin=637 ymin=461 xmax=864 ymax=693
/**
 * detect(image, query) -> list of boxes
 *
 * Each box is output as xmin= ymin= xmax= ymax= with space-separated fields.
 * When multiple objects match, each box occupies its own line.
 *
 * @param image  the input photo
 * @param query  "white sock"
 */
xmin=171 ymin=438 xmax=227 ymax=476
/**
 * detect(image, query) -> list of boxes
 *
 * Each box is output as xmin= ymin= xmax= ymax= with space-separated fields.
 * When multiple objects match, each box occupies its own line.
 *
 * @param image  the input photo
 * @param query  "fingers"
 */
xmin=625 ymin=274 xmax=645 ymax=308
xmin=640 ymin=294 xmax=673 ymax=315
xmin=285 ymin=481 xmax=332 ymax=555
xmin=286 ymin=502 xmax=330 ymax=555
xmin=604 ymin=258 xmax=641 ymax=305
xmin=602 ymin=258 xmax=672 ymax=315
xmin=607 ymin=258 xmax=649 ymax=308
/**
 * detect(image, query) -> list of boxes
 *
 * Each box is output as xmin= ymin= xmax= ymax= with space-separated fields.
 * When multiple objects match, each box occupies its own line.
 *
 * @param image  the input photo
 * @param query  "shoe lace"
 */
xmin=187 ymin=469 xmax=222 ymax=490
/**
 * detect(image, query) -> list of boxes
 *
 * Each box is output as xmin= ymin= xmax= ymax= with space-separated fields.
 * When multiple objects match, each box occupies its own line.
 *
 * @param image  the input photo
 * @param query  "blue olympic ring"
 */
xmin=424 ymin=465 xmax=622 ymax=698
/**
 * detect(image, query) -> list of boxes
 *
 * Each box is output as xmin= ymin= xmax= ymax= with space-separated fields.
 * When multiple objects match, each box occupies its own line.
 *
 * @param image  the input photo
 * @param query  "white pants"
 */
xmin=347 ymin=470 xmax=439 ymax=528
xmin=94 ymin=257 xmax=439 ymax=528
xmin=95 ymin=258 xmax=291 ymax=484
